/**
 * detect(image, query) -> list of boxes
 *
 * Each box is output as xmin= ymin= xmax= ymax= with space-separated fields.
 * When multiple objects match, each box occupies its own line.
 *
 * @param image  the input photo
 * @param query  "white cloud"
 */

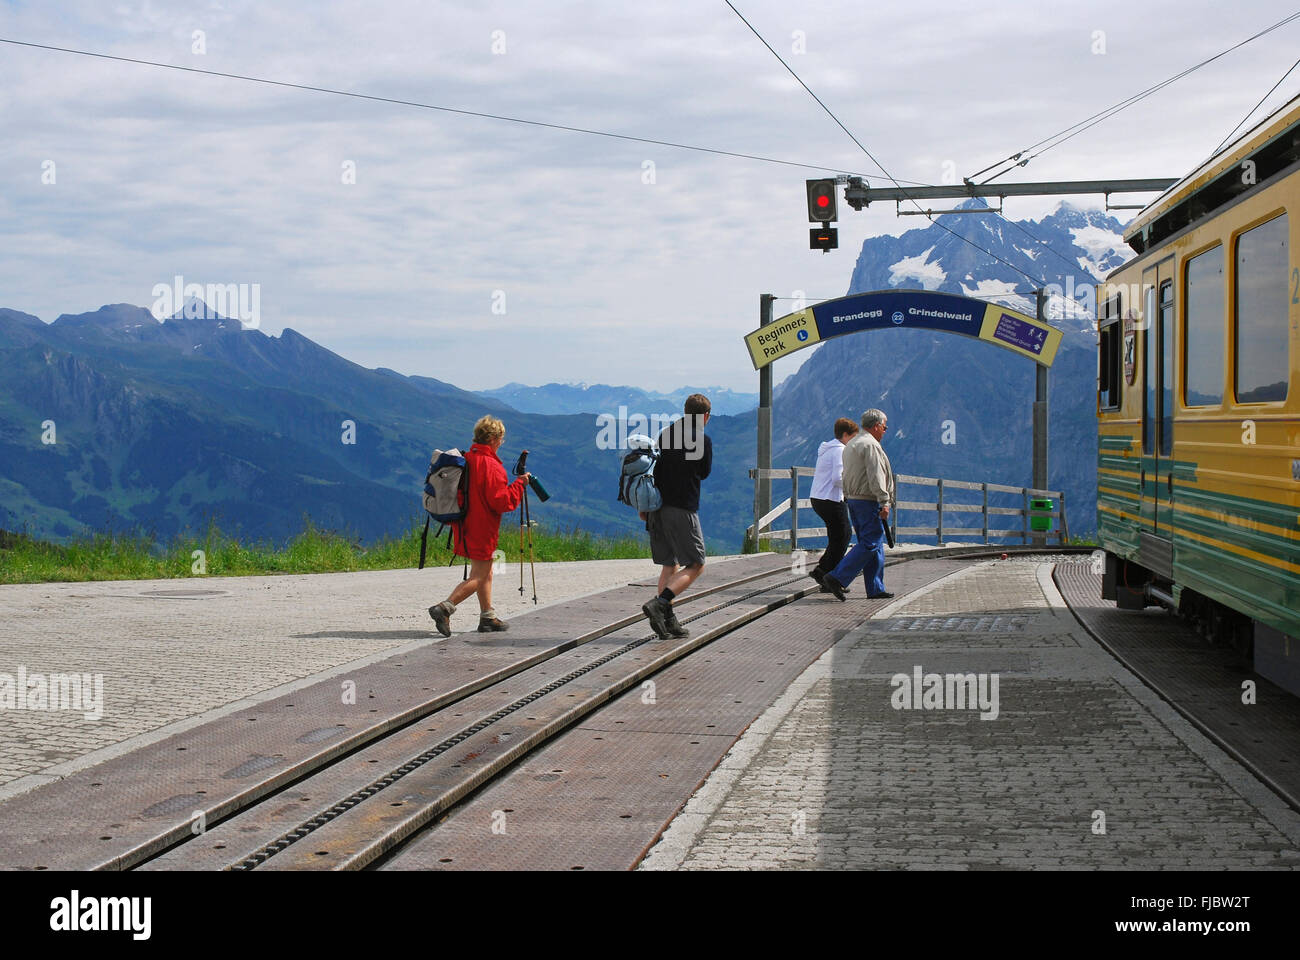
xmin=2 ymin=0 xmax=1299 ymax=390
xmin=1070 ymin=224 xmax=1129 ymax=278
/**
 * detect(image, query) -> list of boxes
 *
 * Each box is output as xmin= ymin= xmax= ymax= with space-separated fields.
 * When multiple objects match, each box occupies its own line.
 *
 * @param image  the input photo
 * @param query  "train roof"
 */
xmin=1123 ymin=91 xmax=1300 ymax=254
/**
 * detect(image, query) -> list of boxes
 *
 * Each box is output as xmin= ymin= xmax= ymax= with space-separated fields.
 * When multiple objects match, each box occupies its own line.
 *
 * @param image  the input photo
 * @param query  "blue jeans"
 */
xmin=829 ymin=498 xmax=885 ymax=595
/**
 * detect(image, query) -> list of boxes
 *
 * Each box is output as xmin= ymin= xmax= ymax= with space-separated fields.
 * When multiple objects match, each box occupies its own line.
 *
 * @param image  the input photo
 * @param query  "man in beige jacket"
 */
xmin=823 ymin=408 xmax=896 ymax=601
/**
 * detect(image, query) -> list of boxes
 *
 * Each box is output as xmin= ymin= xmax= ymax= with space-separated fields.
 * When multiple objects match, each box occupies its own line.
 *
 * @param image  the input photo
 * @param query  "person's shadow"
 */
xmin=290 ymin=629 xmax=436 ymax=640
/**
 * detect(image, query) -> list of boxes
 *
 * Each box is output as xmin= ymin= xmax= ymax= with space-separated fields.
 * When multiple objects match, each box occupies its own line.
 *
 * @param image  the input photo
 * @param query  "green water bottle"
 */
xmin=528 ymin=474 xmax=551 ymax=502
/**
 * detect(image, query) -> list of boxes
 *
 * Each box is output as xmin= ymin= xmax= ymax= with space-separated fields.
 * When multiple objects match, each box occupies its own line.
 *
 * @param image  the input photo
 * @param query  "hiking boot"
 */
xmin=428 ymin=601 xmax=454 ymax=637
xmin=642 ymin=597 xmax=672 ymax=640
xmin=477 ymin=614 xmax=509 ymax=632
xmin=664 ymin=608 xmax=689 ymax=638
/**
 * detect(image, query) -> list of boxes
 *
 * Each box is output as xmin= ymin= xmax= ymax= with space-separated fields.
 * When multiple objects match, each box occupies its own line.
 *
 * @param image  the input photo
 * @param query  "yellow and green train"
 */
xmin=1096 ymin=93 xmax=1300 ymax=698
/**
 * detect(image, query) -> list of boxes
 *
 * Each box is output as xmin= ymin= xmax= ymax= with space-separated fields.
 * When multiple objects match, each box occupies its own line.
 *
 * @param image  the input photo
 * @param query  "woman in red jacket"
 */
xmin=428 ymin=415 xmax=530 ymax=635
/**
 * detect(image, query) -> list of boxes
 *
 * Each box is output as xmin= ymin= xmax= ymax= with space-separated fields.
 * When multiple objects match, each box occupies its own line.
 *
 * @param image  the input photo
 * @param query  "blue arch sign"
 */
xmin=744 ymin=289 xmax=1062 ymax=370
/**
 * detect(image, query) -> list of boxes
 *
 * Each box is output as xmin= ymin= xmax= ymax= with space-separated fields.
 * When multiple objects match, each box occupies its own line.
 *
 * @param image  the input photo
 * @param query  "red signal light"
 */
xmin=805 ymin=179 xmax=838 ymax=223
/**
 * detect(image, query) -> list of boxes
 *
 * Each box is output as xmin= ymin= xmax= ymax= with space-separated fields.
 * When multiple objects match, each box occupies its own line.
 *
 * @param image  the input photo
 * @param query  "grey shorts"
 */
xmin=647 ymin=505 xmax=706 ymax=567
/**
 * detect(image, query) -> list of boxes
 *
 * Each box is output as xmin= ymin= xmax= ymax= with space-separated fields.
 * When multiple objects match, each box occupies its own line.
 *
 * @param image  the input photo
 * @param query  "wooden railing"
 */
xmin=746 ymin=468 xmax=1069 ymax=548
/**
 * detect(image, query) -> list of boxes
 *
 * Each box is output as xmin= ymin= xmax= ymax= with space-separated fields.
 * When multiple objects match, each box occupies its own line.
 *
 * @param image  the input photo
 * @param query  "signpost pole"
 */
xmin=1032 ymin=289 xmax=1049 ymax=546
xmin=755 ymin=294 xmax=775 ymax=550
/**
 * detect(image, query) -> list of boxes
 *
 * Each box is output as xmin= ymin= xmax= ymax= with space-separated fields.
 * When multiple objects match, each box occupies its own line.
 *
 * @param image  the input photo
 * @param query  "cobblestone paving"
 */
xmin=642 ymin=561 xmax=1300 ymax=870
xmin=0 ymin=559 xmax=654 ymax=789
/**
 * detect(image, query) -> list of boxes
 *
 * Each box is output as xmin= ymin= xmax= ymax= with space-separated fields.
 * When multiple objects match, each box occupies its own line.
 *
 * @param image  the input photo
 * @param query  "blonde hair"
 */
xmin=473 ymin=415 xmax=506 ymax=444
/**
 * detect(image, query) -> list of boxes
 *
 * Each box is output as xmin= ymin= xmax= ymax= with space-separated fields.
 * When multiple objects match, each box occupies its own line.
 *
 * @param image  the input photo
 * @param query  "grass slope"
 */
xmin=0 ymin=519 xmax=653 ymax=584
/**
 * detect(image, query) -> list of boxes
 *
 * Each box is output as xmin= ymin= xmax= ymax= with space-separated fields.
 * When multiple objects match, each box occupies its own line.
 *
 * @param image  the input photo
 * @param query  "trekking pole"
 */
xmin=523 ymin=484 xmax=538 ymax=603
xmin=518 ymin=487 xmax=526 ymax=597
xmin=513 ymin=450 xmax=527 ymax=597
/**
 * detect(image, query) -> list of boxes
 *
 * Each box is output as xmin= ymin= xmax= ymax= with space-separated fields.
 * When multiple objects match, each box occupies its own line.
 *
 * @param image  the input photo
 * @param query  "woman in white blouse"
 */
xmin=808 ymin=417 xmax=858 ymax=591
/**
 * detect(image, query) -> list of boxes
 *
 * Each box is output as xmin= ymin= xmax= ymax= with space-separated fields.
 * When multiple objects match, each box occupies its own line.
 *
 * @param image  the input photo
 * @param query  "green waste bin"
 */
xmin=1030 ymin=497 xmax=1055 ymax=532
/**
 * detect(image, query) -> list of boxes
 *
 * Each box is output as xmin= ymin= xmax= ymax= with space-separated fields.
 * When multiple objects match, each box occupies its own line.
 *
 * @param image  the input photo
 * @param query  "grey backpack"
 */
xmin=419 ymin=447 xmax=469 ymax=569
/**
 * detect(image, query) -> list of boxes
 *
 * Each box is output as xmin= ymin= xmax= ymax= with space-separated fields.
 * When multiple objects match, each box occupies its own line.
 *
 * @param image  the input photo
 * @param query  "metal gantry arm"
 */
xmin=840 ymin=176 xmax=1178 ymax=212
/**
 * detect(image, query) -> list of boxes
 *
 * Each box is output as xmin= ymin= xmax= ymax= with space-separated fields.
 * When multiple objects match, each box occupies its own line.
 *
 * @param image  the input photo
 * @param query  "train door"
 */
xmin=1140 ymin=259 xmax=1175 ymax=577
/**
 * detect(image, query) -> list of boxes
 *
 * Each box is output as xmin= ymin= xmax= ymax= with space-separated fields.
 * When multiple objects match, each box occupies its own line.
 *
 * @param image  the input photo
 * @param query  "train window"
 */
xmin=1159 ymin=281 xmax=1174 ymax=457
xmin=1184 ymin=246 xmax=1224 ymax=406
xmin=1235 ymin=213 xmax=1290 ymax=403
xmin=1098 ymin=293 xmax=1122 ymax=410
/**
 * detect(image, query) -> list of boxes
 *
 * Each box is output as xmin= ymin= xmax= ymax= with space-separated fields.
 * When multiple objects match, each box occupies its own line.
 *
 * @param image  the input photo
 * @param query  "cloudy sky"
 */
xmin=2 ymin=0 xmax=1298 ymax=392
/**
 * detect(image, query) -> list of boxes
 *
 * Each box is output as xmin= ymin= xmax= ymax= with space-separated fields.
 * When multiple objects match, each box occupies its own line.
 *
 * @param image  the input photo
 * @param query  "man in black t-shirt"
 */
xmin=641 ymin=393 xmax=712 ymax=640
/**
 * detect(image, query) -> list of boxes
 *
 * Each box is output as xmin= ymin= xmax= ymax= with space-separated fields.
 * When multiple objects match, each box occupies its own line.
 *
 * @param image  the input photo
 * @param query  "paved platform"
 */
xmin=3 ymin=545 xmax=1148 ymax=872
xmin=641 ymin=559 xmax=1300 ymax=870
xmin=1055 ymin=561 xmax=1300 ymax=805
xmin=0 ymin=543 xmax=974 ymax=800
xmin=0 ymin=558 xmax=659 ymax=799
xmin=377 ymin=556 xmax=966 ymax=870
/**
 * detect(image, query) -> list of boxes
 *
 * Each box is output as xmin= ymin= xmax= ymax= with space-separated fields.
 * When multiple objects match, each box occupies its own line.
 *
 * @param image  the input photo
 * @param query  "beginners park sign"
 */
xmin=743 ymin=289 xmax=1063 ymax=370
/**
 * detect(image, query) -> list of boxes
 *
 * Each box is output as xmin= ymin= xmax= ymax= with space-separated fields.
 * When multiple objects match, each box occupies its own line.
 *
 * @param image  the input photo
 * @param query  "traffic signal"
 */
xmin=806 ymin=178 xmax=837 ymax=223
xmin=810 ymin=225 xmax=838 ymax=251
xmin=844 ymin=176 xmax=869 ymax=211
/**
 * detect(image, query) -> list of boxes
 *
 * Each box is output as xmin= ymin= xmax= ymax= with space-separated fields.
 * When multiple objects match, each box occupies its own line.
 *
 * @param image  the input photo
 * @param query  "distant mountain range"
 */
xmin=476 ymin=382 xmax=758 ymax=417
xmin=0 ymin=302 xmax=756 ymax=550
xmin=0 ymin=200 xmax=1122 ymax=552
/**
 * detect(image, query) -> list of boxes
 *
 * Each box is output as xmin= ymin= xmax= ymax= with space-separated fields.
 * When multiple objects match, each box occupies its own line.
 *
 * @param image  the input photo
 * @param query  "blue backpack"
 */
xmin=617 ymin=434 xmax=662 ymax=513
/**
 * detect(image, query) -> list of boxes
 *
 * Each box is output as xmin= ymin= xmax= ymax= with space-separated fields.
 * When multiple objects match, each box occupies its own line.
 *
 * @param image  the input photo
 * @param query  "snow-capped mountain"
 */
xmin=849 ymin=199 xmax=1128 ymax=313
xmin=774 ymin=200 xmax=1133 ymax=537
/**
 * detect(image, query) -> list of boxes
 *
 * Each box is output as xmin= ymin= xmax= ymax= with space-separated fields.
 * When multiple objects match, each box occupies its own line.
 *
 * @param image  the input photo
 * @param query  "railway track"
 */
xmin=141 ymin=563 xmax=815 ymax=870
xmin=115 ymin=547 xmax=1074 ymax=871
xmin=1055 ymin=561 xmax=1300 ymax=814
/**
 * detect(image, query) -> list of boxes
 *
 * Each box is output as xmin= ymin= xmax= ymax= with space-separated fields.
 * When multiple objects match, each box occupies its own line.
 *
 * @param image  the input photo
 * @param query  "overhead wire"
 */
xmin=722 ymin=0 xmax=1096 ymax=317
xmin=0 ymin=35 xmax=941 ymax=183
xmin=1210 ymin=55 xmax=1300 ymax=156
xmin=972 ymin=10 xmax=1300 ymax=184
xmin=5 ymin=25 xmax=1114 ymax=312
xmin=976 ymin=15 xmax=1300 ymax=295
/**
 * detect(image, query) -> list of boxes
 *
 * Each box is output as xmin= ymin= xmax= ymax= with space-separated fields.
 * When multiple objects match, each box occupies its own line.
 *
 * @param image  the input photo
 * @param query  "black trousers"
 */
xmin=810 ymin=497 xmax=851 ymax=575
